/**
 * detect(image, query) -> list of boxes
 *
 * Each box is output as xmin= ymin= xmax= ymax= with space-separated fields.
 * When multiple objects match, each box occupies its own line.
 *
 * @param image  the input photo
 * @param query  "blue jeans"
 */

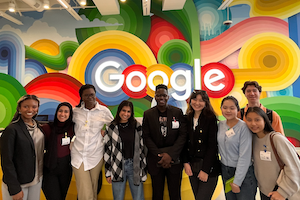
xmin=221 ymin=163 xmax=257 ymax=200
xmin=112 ymin=159 xmax=145 ymax=200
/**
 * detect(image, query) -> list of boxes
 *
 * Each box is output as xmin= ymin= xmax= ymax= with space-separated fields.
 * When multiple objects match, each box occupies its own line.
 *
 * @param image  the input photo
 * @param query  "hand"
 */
xmin=101 ymin=130 xmax=105 ymax=137
xmin=230 ymin=183 xmax=240 ymax=193
xmin=198 ymin=170 xmax=208 ymax=182
xmin=106 ymin=177 xmax=112 ymax=184
xmin=12 ymin=191 xmax=23 ymax=200
xmin=158 ymin=153 xmax=172 ymax=168
xmin=184 ymin=163 xmax=193 ymax=176
xmin=268 ymin=191 xmax=285 ymax=200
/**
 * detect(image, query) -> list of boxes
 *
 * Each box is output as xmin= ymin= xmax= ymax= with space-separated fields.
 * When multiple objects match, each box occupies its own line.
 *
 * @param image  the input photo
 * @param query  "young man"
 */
xmin=239 ymin=81 xmax=284 ymax=135
xmin=142 ymin=84 xmax=187 ymax=200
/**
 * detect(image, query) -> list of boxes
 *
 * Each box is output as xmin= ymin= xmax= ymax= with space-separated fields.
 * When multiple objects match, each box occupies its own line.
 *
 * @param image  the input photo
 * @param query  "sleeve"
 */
xmin=233 ymin=124 xmax=252 ymax=186
xmin=0 ymin=126 xmax=22 ymax=195
xmin=138 ymin=123 xmax=147 ymax=181
xmin=272 ymin=111 xmax=284 ymax=136
xmin=168 ymin=109 xmax=188 ymax=161
xmin=202 ymin=116 xmax=218 ymax=174
xmin=142 ymin=111 xmax=160 ymax=157
xmin=274 ymin=134 xmax=300 ymax=198
xmin=104 ymin=108 xmax=114 ymax=126
xmin=103 ymin=127 xmax=112 ymax=178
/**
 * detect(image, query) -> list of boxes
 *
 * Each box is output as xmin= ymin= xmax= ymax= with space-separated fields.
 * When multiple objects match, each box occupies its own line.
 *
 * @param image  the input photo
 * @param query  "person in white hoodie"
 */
xmin=245 ymin=107 xmax=300 ymax=200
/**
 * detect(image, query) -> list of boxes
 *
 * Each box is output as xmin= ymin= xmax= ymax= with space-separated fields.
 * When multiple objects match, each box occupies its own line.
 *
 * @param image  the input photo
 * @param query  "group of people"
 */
xmin=1 ymin=81 xmax=300 ymax=200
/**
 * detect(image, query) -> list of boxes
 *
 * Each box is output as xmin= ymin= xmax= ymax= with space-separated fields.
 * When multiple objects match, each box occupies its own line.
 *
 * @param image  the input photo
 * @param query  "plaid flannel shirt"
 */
xmin=104 ymin=121 xmax=147 ymax=185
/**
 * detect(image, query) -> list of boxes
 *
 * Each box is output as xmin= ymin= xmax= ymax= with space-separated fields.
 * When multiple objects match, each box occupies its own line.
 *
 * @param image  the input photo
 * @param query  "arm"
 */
xmin=272 ymin=111 xmax=284 ymax=135
xmin=201 ymin=116 xmax=218 ymax=174
xmin=1 ymin=126 xmax=22 ymax=195
xmin=103 ymin=127 xmax=112 ymax=179
xmin=142 ymin=111 xmax=160 ymax=156
xmin=274 ymin=134 xmax=300 ymax=198
xmin=233 ymin=125 xmax=252 ymax=187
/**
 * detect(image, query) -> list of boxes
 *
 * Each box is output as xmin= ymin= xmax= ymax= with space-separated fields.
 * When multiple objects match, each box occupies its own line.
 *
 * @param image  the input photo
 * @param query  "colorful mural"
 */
xmin=1 ymin=0 xmax=300 ymax=199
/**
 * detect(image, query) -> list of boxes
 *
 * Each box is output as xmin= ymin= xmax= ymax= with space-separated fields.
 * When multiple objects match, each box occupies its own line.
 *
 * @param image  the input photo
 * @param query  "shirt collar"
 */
xmin=80 ymin=101 xmax=101 ymax=111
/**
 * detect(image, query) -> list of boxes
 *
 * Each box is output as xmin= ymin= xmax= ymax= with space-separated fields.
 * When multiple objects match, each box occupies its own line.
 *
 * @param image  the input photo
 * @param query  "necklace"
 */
xmin=119 ymin=122 xmax=129 ymax=128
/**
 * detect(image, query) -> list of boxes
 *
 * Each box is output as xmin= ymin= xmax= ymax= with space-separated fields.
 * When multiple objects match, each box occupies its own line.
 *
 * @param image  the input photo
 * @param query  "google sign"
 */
xmin=95 ymin=59 xmax=235 ymax=101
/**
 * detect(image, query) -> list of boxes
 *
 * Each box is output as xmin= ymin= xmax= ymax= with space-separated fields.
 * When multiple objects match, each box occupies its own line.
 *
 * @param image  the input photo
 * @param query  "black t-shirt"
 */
xmin=118 ymin=123 xmax=135 ymax=159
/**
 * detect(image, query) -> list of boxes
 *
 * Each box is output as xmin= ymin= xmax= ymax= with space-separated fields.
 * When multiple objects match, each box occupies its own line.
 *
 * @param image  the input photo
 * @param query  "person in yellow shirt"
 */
xmin=238 ymin=81 xmax=284 ymax=135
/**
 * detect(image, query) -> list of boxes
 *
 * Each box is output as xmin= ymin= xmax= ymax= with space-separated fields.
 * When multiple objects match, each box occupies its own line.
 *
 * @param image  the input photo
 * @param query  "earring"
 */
xmin=19 ymin=111 xmax=21 ymax=114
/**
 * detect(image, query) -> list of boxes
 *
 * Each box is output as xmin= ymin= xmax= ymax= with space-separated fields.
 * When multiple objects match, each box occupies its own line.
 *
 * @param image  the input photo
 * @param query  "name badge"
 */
xmin=172 ymin=120 xmax=179 ymax=129
xmin=260 ymin=151 xmax=271 ymax=161
xmin=62 ymin=137 xmax=70 ymax=146
xmin=225 ymin=128 xmax=235 ymax=138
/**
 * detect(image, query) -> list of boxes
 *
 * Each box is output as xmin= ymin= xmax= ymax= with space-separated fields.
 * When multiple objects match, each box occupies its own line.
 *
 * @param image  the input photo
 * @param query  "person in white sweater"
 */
xmin=245 ymin=107 xmax=300 ymax=200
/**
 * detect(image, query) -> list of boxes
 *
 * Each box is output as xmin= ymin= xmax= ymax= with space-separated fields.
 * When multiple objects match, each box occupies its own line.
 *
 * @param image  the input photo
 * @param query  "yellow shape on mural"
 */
xmin=146 ymin=64 xmax=173 ymax=97
xmin=230 ymin=0 xmax=300 ymax=19
xmin=235 ymin=32 xmax=300 ymax=91
xmin=30 ymin=39 xmax=60 ymax=73
xmin=68 ymin=30 xmax=157 ymax=84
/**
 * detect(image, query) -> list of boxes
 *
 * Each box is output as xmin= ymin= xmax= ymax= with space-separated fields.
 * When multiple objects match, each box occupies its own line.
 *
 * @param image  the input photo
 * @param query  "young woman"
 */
xmin=217 ymin=96 xmax=257 ymax=200
xmin=104 ymin=100 xmax=147 ymax=200
xmin=245 ymin=107 xmax=300 ymax=200
xmin=183 ymin=90 xmax=220 ymax=200
xmin=1 ymin=94 xmax=44 ymax=200
xmin=41 ymin=102 xmax=75 ymax=200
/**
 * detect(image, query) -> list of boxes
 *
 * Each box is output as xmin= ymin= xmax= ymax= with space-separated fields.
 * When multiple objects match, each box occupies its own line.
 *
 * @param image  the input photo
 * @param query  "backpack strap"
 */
xmin=266 ymin=108 xmax=273 ymax=124
xmin=270 ymin=132 xmax=285 ymax=170
xmin=240 ymin=108 xmax=245 ymax=120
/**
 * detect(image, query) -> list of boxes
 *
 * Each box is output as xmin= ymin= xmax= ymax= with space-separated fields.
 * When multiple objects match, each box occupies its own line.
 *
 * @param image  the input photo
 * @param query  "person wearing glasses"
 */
xmin=239 ymin=81 xmax=284 ymax=135
xmin=1 ymin=95 xmax=44 ymax=200
xmin=182 ymin=90 xmax=220 ymax=200
xmin=71 ymin=84 xmax=114 ymax=200
xmin=142 ymin=84 xmax=187 ymax=200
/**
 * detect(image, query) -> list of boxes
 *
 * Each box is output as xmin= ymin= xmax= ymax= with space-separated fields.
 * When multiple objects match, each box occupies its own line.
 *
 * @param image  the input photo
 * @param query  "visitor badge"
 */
xmin=260 ymin=151 xmax=271 ymax=161
xmin=62 ymin=137 xmax=70 ymax=146
xmin=172 ymin=117 xmax=179 ymax=129
xmin=225 ymin=128 xmax=235 ymax=138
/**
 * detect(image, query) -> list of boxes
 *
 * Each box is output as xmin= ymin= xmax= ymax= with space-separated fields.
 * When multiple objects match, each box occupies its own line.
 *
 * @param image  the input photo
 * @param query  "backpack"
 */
xmin=241 ymin=107 xmax=273 ymax=124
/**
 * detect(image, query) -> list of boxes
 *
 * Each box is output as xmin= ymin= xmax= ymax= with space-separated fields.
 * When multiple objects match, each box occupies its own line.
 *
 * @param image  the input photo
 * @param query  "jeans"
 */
xmin=221 ymin=163 xmax=257 ymax=200
xmin=112 ymin=159 xmax=144 ymax=200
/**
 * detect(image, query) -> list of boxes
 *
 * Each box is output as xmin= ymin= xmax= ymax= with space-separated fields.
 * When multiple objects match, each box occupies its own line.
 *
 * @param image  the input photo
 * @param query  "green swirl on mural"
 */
xmin=261 ymin=96 xmax=300 ymax=140
xmin=25 ymin=41 xmax=79 ymax=70
xmin=76 ymin=0 xmax=151 ymax=44
xmin=157 ymin=39 xmax=193 ymax=66
xmin=0 ymin=73 xmax=27 ymax=128
xmin=151 ymin=0 xmax=200 ymax=60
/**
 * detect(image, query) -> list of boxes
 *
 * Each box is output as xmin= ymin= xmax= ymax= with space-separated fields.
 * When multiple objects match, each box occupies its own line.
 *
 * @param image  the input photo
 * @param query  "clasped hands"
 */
xmin=158 ymin=153 xmax=172 ymax=168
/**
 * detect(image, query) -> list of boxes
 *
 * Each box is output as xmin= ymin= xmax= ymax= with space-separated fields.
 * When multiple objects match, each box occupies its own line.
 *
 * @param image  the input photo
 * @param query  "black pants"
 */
xmin=42 ymin=155 xmax=72 ymax=200
xmin=189 ymin=174 xmax=218 ymax=200
xmin=150 ymin=167 xmax=182 ymax=200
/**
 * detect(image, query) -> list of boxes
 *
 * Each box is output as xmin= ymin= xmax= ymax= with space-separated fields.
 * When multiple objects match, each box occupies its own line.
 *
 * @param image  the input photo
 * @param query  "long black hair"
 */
xmin=186 ymin=90 xmax=217 ymax=119
xmin=76 ymin=84 xmax=96 ymax=107
xmin=11 ymin=94 xmax=40 ymax=123
xmin=112 ymin=100 xmax=136 ymax=125
xmin=245 ymin=107 xmax=274 ymax=133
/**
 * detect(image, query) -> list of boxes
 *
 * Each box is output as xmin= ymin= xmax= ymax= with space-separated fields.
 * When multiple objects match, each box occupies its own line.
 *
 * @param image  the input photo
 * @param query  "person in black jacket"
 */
xmin=142 ymin=84 xmax=187 ymax=200
xmin=1 ymin=94 xmax=44 ymax=200
xmin=183 ymin=90 xmax=220 ymax=200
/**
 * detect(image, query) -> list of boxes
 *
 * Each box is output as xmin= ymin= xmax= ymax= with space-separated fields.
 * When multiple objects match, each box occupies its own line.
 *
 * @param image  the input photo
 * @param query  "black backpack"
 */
xmin=241 ymin=107 xmax=273 ymax=124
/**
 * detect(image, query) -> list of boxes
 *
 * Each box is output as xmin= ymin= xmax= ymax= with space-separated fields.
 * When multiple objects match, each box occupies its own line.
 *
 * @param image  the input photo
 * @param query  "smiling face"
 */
xmin=119 ymin=106 xmax=132 ymax=123
xmin=155 ymin=88 xmax=169 ymax=108
xmin=19 ymin=99 xmax=39 ymax=122
xmin=57 ymin=105 xmax=70 ymax=123
xmin=245 ymin=112 xmax=265 ymax=136
xmin=245 ymin=85 xmax=261 ymax=104
xmin=221 ymin=99 xmax=238 ymax=121
xmin=82 ymin=88 xmax=96 ymax=107
xmin=190 ymin=94 xmax=206 ymax=113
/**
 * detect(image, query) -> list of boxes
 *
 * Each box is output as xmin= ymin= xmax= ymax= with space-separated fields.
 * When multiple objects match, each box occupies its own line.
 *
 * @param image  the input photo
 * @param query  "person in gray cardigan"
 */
xmin=245 ymin=107 xmax=300 ymax=200
xmin=104 ymin=100 xmax=147 ymax=200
